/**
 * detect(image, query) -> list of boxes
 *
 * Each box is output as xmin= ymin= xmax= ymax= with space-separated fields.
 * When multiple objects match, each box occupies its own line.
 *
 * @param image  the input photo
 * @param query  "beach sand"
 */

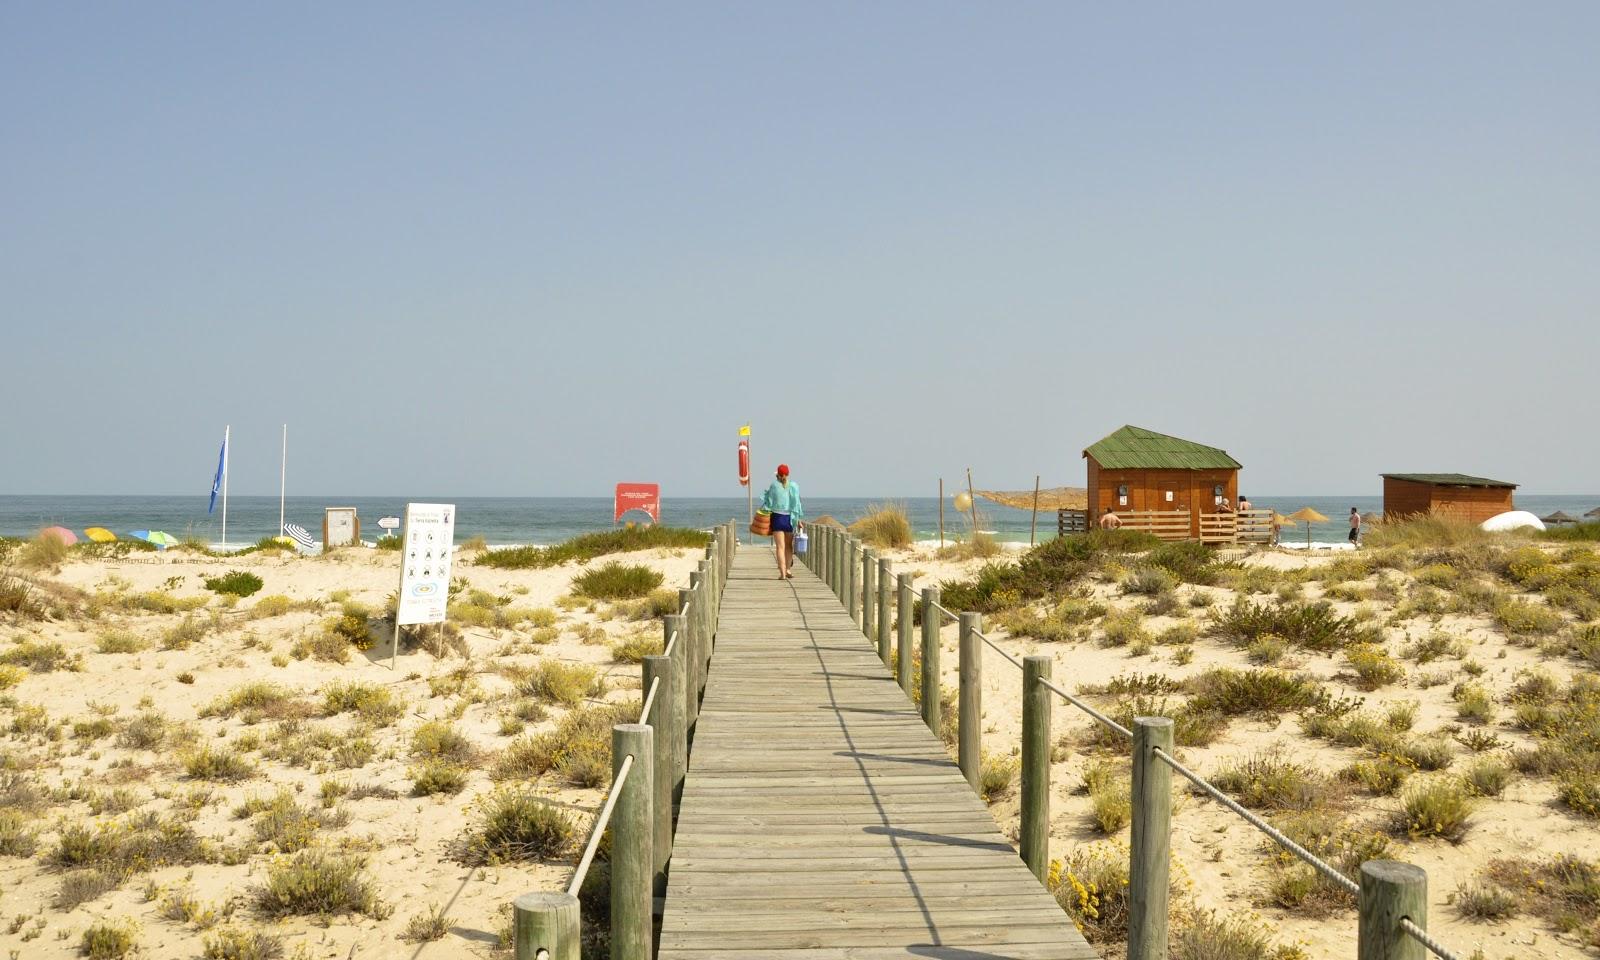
xmin=3 ymin=535 xmax=1597 ymax=958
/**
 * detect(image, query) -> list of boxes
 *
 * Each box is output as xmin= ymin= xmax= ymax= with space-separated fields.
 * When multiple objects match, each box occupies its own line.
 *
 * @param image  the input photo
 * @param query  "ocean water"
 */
xmin=3 ymin=494 xmax=1598 ymax=548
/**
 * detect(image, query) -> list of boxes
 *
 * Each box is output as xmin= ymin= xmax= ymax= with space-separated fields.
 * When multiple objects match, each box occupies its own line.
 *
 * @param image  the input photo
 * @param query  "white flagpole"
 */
xmin=279 ymin=424 xmax=287 ymax=537
xmin=221 ymin=425 xmax=230 ymax=547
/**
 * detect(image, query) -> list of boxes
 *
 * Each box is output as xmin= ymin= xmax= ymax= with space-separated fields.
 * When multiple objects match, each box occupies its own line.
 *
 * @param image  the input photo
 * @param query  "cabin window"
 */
xmin=1213 ymin=484 xmax=1224 ymax=506
xmin=1117 ymin=484 xmax=1128 ymax=507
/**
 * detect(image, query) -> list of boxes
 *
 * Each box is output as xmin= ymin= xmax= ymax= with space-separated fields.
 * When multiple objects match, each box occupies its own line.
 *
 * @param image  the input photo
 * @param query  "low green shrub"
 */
xmin=1184 ymin=668 xmax=1325 ymax=717
xmin=1211 ymin=599 xmax=1379 ymax=652
xmin=1208 ymin=751 xmax=1322 ymax=810
xmin=80 ymin=917 xmax=139 ymax=959
xmin=204 ymin=570 xmax=264 ymax=598
xmin=1344 ymin=644 xmax=1405 ymax=690
xmin=1397 ymin=777 xmax=1474 ymax=841
xmin=253 ymin=849 xmax=387 ymax=918
xmin=461 ymin=786 xmax=577 ymax=863
xmin=478 ymin=527 xmax=710 ymax=570
xmin=849 ymin=502 xmax=913 ymax=548
xmin=572 ymin=562 xmax=663 ymax=600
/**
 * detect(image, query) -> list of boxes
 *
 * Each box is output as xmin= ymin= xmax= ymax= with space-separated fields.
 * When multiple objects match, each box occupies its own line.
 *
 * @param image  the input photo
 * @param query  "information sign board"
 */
xmin=396 ymin=503 xmax=455 ymax=626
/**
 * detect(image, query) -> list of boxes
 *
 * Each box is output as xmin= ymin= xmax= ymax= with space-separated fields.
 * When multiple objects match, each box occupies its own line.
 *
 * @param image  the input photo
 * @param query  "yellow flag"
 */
xmin=738 ymin=423 xmax=751 ymax=436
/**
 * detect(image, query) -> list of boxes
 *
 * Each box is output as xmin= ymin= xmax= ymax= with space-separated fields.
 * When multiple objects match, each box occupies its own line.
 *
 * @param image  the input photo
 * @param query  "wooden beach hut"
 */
xmin=1380 ymin=474 xmax=1517 ymax=523
xmin=1084 ymin=425 xmax=1243 ymax=540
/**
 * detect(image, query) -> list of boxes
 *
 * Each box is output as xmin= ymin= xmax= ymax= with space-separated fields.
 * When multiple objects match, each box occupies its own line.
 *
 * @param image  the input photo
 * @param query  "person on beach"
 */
xmin=1217 ymin=497 xmax=1234 ymax=513
xmin=1238 ymin=495 xmax=1252 ymax=512
xmin=1099 ymin=507 xmax=1121 ymax=530
xmin=761 ymin=464 xmax=803 ymax=579
xmin=1349 ymin=507 xmax=1362 ymax=546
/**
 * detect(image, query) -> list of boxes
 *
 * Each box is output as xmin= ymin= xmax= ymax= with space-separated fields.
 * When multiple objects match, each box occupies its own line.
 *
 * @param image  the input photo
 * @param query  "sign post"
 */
xmin=393 ymin=503 xmax=456 ymax=670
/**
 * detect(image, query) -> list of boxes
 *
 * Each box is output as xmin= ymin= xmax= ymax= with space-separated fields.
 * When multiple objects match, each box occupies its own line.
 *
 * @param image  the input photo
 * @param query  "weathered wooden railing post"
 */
xmin=847 ymin=537 xmax=860 ymax=626
xmin=877 ymin=557 xmax=893 ymax=663
xmin=612 ymin=723 xmax=654 ymax=960
xmin=832 ymin=531 xmax=844 ymax=601
xmin=513 ymin=891 xmax=580 ymax=960
xmin=641 ymin=655 xmax=675 ymax=898
xmin=674 ymin=596 xmax=698 ymax=731
xmin=1128 ymin=716 xmax=1174 ymax=960
xmin=897 ymin=574 xmax=915 ymax=696
xmin=697 ymin=560 xmax=713 ymax=666
xmin=921 ymin=587 xmax=941 ymax=735
xmin=958 ymin=612 xmax=982 ymax=791
xmin=662 ymin=615 xmax=688 ymax=801
xmin=862 ymin=548 xmax=877 ymax=646
xmin=1359 ymin=861 xmax=1427 ymax=960
xmin=1021 ymin=654 xmax=1052 ymax=881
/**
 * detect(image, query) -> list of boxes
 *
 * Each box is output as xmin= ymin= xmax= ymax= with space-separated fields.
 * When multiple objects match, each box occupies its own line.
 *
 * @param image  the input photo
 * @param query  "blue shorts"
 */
xmin=770 ymin=513 xmax=793 ymax=534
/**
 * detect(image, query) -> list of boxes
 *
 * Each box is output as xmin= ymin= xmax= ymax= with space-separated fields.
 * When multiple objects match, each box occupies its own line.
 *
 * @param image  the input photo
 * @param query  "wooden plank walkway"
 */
xmin=658 ymin=548 xmax=1098 ymax=960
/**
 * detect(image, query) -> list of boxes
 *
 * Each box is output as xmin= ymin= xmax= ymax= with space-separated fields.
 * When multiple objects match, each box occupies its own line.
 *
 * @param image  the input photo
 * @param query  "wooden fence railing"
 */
xmin=806 ymin=522 xmax=1466 ymax=960
xmin=1057 ymin=509 xmax=1088 ymax=535
xmin=511 ymin=521 xmax=737 ymax=960
xmin=1115 ymin=509 xmax=1192 ymax=540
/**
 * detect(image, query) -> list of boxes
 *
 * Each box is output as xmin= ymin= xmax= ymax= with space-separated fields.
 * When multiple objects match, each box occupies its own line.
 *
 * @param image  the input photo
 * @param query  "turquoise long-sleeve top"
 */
xmin=761 ymin=478 xmax=803 ymax=520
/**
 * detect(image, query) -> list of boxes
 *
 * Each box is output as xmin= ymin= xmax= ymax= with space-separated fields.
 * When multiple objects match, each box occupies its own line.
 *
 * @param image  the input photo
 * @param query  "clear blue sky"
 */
xmin=3 ymin=3 xmax=1596 ymax=497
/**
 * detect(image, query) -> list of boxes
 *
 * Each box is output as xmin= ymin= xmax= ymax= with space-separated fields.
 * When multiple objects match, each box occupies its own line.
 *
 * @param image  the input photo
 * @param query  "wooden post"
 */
xmin=513 ymin=891 xmax=580 ymax=960
xmin=939 ymin=478 xmax=945 ymax=547
xmin=611 ymin=723 xmax=653 ymax=960
xmin=697 ymin=561 xmax=712 ymax=666
xmin=897 ymin=574 xmax=914 ymax=696
xmin=877 ymin=558 xmax=893 ymax=664
xmin=862 ymin=549 xmax=877 ymax=647
xmin=641 ymin=654 xmax=674 ymax=899
xmin=921 ymin=587 xmax=941 ymax=734
xmin=1359 ymin=861 xmax=1428 ymax=960
xmin=1031 ymin=474 xmax=1041 ymax=547
xmin=675 ymin=595 xmax=697 ymax=730
xmin=689 ymin=573 xmax=706 ymax=698
xmin=965 ymin=468 xmax=979 ymax=535
xmin=1021 ymin=654 xmax=1052 ymax=881
xmin=1128 ymin=716 xmax=1174 ymax=960
xmin=847 ymin=538 xmax=860 ymax=627
xmin=662 ymin=616 xmax=687 ymax=801
xmin=958 ymin=612 xmax=982 ymax=791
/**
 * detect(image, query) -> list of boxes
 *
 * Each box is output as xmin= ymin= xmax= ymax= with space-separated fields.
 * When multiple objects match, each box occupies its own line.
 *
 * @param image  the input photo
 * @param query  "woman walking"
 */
xmin=761 ymin=463 xmax=804 ymax=579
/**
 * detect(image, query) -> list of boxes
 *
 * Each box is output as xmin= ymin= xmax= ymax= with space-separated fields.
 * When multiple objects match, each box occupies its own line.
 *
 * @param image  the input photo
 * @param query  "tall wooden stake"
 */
xmin=1031 ymin=474 xmax=1041 ymax=546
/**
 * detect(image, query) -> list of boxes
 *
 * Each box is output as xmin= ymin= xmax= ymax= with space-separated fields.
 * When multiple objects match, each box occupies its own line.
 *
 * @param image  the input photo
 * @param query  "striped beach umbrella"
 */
xmin=130 ymin=530 xmax=180 ymax=549
xmin=283 ymin=523 xmax=316 ymax=551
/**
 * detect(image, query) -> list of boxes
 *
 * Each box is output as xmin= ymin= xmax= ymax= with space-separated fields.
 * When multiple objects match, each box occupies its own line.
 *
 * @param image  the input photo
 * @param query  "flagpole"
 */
xmin=279 ymin=424 xmax=287 ymax=537
xmin=221 ymin=425 xmax=230 ymax=547
xmin=746 ymin=427 xmax=754 ymax=534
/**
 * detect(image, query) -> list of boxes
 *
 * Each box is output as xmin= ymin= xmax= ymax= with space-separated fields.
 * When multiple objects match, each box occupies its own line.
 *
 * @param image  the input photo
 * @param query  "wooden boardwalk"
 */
xmin=658 ymin=548 xmax=1097 ymax=960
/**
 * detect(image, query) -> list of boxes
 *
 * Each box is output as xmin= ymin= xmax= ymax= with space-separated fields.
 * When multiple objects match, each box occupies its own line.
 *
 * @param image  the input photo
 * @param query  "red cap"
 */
xmin=776 ymin=464 xmax=789 ymax=476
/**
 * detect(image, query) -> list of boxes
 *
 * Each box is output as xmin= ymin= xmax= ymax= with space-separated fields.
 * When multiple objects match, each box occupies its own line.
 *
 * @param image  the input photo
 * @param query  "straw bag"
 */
xmin=749 ymin=511 xmax=772 ymax=537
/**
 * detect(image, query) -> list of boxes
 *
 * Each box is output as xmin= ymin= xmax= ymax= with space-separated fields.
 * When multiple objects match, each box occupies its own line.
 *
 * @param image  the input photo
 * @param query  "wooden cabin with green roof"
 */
xmin=1381 ymin=473 xmax=1516 ymax=523
xmin=1084 ymin=425 xmax=1243 ymax=540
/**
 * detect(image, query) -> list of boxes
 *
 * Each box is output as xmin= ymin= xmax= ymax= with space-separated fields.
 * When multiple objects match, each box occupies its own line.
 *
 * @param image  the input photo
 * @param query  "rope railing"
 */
xmin=510 ymin=520 xmax=739 ymax=960
xmin=1402 ymin=918 xmax=1463 ymax=960
xmin=566 ymin=753 xmax=634 ymax=895
xmin=802 ymin=521 xmax=1469 ymax=960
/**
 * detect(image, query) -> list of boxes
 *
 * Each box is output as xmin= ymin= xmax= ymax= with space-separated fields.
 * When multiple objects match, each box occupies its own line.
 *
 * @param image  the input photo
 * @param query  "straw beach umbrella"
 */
xmin=1542 ymin=511 xmax=1578 ymax=526
xmin=1285 ymin=507 xmax=1329 ymax=548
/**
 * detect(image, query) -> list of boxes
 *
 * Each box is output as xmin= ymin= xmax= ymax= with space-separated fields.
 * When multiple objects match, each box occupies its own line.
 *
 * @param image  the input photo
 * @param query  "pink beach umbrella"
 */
xmin=40 ymin=526 xmax=78 ymax=546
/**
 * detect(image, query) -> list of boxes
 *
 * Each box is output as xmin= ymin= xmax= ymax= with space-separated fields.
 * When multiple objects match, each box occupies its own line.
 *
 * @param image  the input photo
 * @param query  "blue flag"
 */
xmin=208 ymin=434 xmax=227 ymax=514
